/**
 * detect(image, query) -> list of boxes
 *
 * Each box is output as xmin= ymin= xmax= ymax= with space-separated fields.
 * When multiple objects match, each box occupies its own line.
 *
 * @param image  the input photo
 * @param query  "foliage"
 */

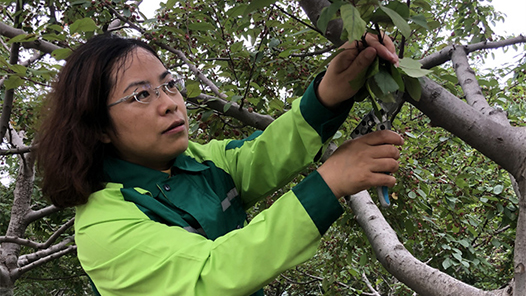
xmin=0 ymin=0 xmax=524 ymax=295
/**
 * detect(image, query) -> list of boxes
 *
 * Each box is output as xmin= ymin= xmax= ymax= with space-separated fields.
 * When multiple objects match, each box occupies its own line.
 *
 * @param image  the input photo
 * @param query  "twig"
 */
xmin=14 ymin=244 xmax=77 ymax=279
xmin=17 ymin=237 xmax=75 ymax=267
xmin=362 ymin=272 xmax=381 ymax=296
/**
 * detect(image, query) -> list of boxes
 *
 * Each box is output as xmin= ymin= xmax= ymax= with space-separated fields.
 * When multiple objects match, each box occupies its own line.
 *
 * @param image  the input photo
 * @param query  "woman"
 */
xmin=37 ymin=33 xmax=402 ymax=295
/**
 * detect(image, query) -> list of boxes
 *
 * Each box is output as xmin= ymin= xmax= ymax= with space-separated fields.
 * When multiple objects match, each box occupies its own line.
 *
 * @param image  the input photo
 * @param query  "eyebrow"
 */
xmin=122 ymin=70 xmax=172 ymax=94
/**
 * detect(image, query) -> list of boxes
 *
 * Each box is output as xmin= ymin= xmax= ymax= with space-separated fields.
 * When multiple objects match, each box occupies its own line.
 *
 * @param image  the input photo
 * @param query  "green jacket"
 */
xmin=75 ymin=77 xmax=353 ymax=296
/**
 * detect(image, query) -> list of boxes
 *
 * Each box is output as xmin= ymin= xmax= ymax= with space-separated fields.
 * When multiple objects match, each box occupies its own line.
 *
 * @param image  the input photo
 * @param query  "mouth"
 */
xmin=162 ymin=119 xmax=185 ymax=134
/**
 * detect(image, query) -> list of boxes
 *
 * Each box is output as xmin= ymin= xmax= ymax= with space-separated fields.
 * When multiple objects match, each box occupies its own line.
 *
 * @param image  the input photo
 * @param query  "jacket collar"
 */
xmin=103 ymin=153 xmax=209 ymax=192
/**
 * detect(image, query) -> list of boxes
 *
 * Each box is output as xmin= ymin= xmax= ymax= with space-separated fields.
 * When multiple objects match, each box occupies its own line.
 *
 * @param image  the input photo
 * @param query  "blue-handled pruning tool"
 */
xmin=350 ymin=93 xmax=404 ymax=208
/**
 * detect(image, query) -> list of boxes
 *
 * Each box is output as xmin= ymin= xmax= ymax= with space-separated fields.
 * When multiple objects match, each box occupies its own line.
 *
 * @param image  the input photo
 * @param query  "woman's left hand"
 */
xmin=317 ymin=33 xmax=399 ymax=108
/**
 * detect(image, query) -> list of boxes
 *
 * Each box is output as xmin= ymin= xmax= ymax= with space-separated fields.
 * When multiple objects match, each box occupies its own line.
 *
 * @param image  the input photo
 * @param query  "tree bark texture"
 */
xmin=349 ymin=190 xmax=507 ymax=296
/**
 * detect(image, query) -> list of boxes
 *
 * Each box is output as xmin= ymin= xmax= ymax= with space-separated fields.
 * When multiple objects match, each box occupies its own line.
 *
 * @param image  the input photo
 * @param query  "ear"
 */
xmin=100 ymin=131 xmax=111 ymax=144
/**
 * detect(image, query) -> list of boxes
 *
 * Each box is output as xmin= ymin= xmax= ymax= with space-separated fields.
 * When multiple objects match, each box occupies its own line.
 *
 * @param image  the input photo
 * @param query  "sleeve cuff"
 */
xmin=292 ymin=171 xmax=344 ymax=235
xmin=300 ymin=72 xmax=354 ymax=143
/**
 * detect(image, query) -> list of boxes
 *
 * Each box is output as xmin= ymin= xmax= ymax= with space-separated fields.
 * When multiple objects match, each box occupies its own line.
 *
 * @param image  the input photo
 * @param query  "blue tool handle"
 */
xmin=376 ymin=185 xmax=390 ymax=207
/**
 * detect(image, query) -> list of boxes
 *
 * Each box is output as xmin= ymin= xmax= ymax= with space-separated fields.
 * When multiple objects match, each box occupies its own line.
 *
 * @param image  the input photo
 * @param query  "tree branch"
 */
xmin=298 ymin=0 xmax=344 ymax=46
xmin=24 ymin=205 xmax=60 ymax=224
xmin=0 ymin=40 xmax=20 ymax=144
xmin=17 ymin=237 xmax=74 ymax=268
xmin=407 ymin=77 xmax=526 ymax=180
xmin=185 ymin=92 xmax=274 ymax=130
xmin=348 ymin=190 xmax=500 ymax=296
xmin=41 ymin=218 xmax=75 ymax=249
xmin=0 ymin=236 xmax=43 ymax=249
xmin=13 ymin=243 xmax=76 ymax=280
xmin=450 ymin=45 xmax=509 ymax=125
xmin=420 ymin=35 xmax=526 ymax=69
xmin=0 ymin=146 xmax=32 ymax=155
xmin=361 ymin=272 xmax=381 ymax=296
xmin=0 ymin=21 xmax=61 ymax=53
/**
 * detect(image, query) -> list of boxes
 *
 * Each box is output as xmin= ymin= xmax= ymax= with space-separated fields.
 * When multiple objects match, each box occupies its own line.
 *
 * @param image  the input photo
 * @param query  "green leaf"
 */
xmin=8 ymin=33 xmax=37 ymax=43
xmin=269 ymin=38 xmax=280 ymax=48
xmin=493 ymin=184 xmax=504 ymax=195
xmin=359 ymin=253 xmax=368 ymax=266
xmin=69 ymin=17 xmax=98 ymax=34
xmin=51 ymin=48 xmax=72 ymax=61
xmin=399 ymin=58 xmax=432 ymax=78
xmin=223 ymin=102 xmax=232 ymax=113
xmin=404 ymin=76 xmax=422 ymax=101
xmin=390 ymin=64 xmax=404 ymax=91
xmin=340 ymin=4 xmax=366 ymax=42
xmin=405 ymin=219 xmax=415 ymax=236
xmin=416 ymin=188 xmax=427 ymax=198
xmin=268 ymin=98 xmax=284 ymax=111
xmin=244 ymin=0 xmax=277 ymax=16
xmin=317 ymin=1 xmax=345 ymax=34
xmin=411 ymin=14 xmax=429 ymax=29
xmin=9 ymin=64 xmax=27 ymax=75
xmin=373 ymin=68 xmax=400 ymax=95
xmin=42 ymin=33 xmax=66 ymax=42
xmin=413 ymin=0 xmax=432 ymax=11
xmin=187 ymin=22 xmax=215 ymax=32
xmin=379 ymin=6 xmax=411 ymax=38
xmin=4 ymin=75 xmax=24 ymax=90
xmin=47 ymin=24 xmax=64 ymax=32
xmin=166 ymin=0 xmax=177 ymax=9
xmin=227 ymin=4 xmax=248 ymax=18
xmin=442 ymin=257 xmax=453 ymax=269
xmin=381 ymin=1 xmax=410 ymax=19
xmin=185 ymin=80 xmax=201 ymax=98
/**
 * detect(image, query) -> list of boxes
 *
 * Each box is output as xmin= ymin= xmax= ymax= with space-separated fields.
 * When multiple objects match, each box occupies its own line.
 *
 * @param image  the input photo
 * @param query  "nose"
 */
xmin=156 ymin=89 xmax=178 ymax=115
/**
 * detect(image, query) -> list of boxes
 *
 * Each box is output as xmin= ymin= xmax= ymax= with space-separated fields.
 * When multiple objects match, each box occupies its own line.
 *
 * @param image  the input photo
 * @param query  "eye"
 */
xmin=134 ymin=90 xmax=152 ymax=103
xmin=164 ymin=79 xmax=182 ymax=94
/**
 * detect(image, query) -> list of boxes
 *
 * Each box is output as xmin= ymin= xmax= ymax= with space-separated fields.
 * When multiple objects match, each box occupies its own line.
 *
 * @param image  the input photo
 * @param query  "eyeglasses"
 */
xmin=108 ymin=77 xmax=185 ymax=108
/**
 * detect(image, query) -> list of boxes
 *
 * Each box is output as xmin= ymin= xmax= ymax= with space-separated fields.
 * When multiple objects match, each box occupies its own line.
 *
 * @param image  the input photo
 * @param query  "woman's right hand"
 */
xmin=317 ymin=130 xmax=404 ymax=198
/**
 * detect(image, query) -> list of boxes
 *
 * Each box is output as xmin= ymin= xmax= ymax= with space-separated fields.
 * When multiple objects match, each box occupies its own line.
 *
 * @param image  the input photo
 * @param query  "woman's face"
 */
xmin=102 ymin=47 xmax=189 ymax=171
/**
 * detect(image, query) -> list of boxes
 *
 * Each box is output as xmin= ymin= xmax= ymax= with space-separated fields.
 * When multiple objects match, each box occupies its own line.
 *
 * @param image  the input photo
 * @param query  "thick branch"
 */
xmin=186 ymin=93 xmax=274 ymax=130
xmin=407 ymin=77 xmax=526 ymax=180
xmin=0 ymin=41 xmax=20 ymax=144
xmin=450 ymin=45 xmax=508 ymax=124
xmin=298 ymin=0 xmax=344 ymax=46
xmin=2 ymin=148 xmax=35 ymax=270
xmin=349 ymin=190 xmax=505 ymax=296
xmin=420 ymin=35 xmax=526 ymax=69
xmin=0 ymin=21 xmax=61 ymax=53
xmin=514 ymin=177 xmax=526 ymax=296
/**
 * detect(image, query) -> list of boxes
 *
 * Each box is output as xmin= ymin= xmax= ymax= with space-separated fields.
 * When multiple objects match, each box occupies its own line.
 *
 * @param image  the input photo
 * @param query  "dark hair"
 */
xmin=36 ymin=34 xmax=160 ymax=207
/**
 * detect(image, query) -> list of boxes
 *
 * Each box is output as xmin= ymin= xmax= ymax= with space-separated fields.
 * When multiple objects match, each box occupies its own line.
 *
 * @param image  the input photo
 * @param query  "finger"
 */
xmin=365 ymin=33 xmax=398 ymax=65
xmin=370 ymin=158 xmax=400 ymax=174
xmin=329 ymin=46 xmax=360 ymax=74
xmin=370 ymin=144 xmax=401 ymax=160
xmin=362 ymin=170 xmax=397 ymax=188
xmin=361 ymin=130 xmax=404 ymax=146
xmin=340 ymin=46 xmax=377 ymax=78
